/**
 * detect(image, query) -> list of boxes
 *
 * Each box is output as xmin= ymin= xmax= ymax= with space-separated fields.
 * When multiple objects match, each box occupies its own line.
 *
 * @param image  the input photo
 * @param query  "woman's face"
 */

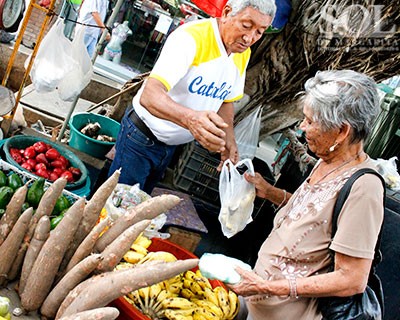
xmin=299 ymin=103 xmax=338 ymax=158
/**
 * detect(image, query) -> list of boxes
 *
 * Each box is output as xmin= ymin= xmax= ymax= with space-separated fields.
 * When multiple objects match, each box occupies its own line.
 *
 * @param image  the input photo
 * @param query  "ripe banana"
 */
xmin=138 ymin=286 xmax=151 ymax=310
xmin=214 ymin=286 xmax=231 ymax=318
xmin=149 ymin=283 xmax=163 ymax=308
xmin=184 ymin=270 xmax=197 ymax=281
xmin=189 ymin=280 xmax=204 ymax=297
xmin=203 ymin=287 xmax=219 ymax=307
xmin=123 ymin=250 xmax=146 ymax=264
xmin=165 ymin=280 xmax=183 ymax=295
xmin=193 ymin=307 xmax=220 ymax=320
xmin=195 ymin=270 xmax=213 ymax=290
xmin=162 ymin=297 xmax=197 ymax=310
xmin=114 ymin=262 xmax=134 ymax=270
xmin=131 ymin=243 xmax=148 ymax=255
xmin=226 ymin=290 xmax=240 ymax=320
xmin=133 ymin=233 xmax=152 ymax=248
xmin=138 ymin=251 xmax=178 ymax=264
xmin=181 ymin=288 xmax=196 ymax=300
xmin=191 ymin=299 xmax=224 ymax=318
xmin=163 ymin=308 xmax=196 ymax=319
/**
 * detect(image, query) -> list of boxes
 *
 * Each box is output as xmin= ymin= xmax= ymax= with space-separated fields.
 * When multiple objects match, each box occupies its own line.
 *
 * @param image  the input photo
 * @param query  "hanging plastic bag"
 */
xmin=234 ymin=106 xmax=263 ymax=160
xmin=28 ymin=19 xmax=76 ymax=93
xmin=58 ymin=26 xmax=94 ymax=101
xmin=218 ymin=158 xmax=256 ymax=238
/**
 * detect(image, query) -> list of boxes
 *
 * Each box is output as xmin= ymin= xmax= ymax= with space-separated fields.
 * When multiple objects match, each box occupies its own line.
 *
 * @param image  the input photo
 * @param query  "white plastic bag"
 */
xmin=218 ymin=158 xmax=256 ymax=238
xmin=199 ymin=253 xmax=252 ymax=284
xmin=29 ymin=19 xmax=76 ymax=93
xmin=58 ymin=26 xmax=94 ymax=101
xmin=234 ymin=106 xmax=263 ymax=160
xmin=372 ymin=156 xmax=400 ymax=190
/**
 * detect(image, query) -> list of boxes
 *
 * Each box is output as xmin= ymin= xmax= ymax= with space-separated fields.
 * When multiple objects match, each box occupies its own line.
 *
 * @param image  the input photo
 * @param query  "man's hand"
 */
xmin=218 ymin=140 xmax=238 ymax=171
xmin=187 ymin=111 xmax=228 ymax=153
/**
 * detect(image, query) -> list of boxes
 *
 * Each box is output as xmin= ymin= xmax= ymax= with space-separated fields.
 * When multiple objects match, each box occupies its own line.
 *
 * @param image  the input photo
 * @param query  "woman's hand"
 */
xmin=244 ymin=172 xmax=273 ymax=199
xmin=227 ymin=267 xmax=268 ymax=297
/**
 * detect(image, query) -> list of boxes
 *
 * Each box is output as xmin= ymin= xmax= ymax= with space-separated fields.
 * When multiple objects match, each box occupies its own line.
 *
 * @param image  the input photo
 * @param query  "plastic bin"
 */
xmin=111 ymin=238 xmax=224 ymax=320
xmin=173 ymin=141 xmax=221 ymax=205
xmin=69 ymin=112 xmax=121 ymax=159
xmin=3 ymin=135 xmax=88 ymax=190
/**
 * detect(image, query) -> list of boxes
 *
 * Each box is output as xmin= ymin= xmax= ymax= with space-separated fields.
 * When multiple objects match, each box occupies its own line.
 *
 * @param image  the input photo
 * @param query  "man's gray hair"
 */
xmin=302 ymin=69 xmax=380 ymax=143
xmin=226 ymin=0 xmax=276 ymax=18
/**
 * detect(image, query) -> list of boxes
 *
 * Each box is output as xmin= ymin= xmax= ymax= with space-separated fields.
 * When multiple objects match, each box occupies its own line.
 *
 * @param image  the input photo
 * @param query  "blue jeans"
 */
xmin=108 ymin=108 xmax=177 ymax=194
xmin=83 ymin=34 xmax=98 ymax=58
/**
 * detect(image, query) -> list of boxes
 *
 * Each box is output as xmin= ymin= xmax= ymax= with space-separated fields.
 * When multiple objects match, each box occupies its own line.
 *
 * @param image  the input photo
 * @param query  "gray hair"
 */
xmin=226 ymin=0 xmax=276 ymax=18
xmin=302 ymin=70 xmax=380 ymax=143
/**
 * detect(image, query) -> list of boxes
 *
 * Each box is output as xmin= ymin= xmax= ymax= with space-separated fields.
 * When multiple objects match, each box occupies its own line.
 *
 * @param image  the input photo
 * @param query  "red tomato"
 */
xmin=53 ymin=168 xmax=64 ymax=176
xmin=60 ymin=170 xmax=74 ymax=183
xmin=36 ymin=153 xmax=49 ymax=165
xmin=35 ymin=162 xmax=47 ymax=172
xmin=24 ymin=146 xmax=36 ymax=159
xmin=21 ymin=163 xmax=33 ymax=171
xmin=10 ymin=148 xmax=23 ymax=164
xmin=69 ymin=167 xmax=82 ymax=178
xmin=50 ymin=160 xmax=65 ymax=169
xmin=26 ymin=159 xmax=37 ymax=168
xmin=36 ymin=168 xmax=49 ymax=179
xmin=45 ymin=148 xmax=60 ymax=161
xmin=32 ymin=141 xmax=48 ymax=153
xmin=58 ymin=155 xmax=70 ymax=167
xmin=49 ymin=172 xmax=59 ymax=181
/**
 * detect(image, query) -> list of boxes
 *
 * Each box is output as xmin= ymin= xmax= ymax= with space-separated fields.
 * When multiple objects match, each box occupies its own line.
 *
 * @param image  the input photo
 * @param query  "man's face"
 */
xmin=219 ymin=6 xmax=273 ymax=54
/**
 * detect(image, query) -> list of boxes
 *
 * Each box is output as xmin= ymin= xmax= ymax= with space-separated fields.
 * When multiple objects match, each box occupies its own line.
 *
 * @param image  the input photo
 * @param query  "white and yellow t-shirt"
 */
xmin=133 ymin=18 xmax=251 ymax=145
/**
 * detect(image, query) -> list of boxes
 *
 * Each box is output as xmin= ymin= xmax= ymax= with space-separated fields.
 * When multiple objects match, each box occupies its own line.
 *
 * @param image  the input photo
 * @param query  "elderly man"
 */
xmin=108 ymin=0 xmax=276 ymax=193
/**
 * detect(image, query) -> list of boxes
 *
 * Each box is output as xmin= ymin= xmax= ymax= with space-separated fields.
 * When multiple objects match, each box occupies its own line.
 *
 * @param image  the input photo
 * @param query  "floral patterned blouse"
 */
xmin=245 ymin=158 xmax=384 ymax=320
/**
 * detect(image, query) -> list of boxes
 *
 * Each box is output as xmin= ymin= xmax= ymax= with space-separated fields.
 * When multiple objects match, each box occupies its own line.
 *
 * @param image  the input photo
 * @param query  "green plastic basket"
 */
xmin=68 ymin=112 xmax=121 ymax=159
xmin=3 ymin=135 xmax=88 ymax=190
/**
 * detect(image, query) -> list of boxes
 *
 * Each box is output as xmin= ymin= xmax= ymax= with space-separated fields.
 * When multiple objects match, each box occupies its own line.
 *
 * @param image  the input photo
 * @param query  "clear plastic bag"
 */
xmin=234 ymin=106 xmax=263 ymax=160
xmin=218 ymin=158 xmax=256 ymax=238
xmin=28 ymin=19 xmax=76 ymax=93
xmin=372 ymin=156 xmax=400 ymax=190
xmin=58 ymin=26 xmax=94 ymax=101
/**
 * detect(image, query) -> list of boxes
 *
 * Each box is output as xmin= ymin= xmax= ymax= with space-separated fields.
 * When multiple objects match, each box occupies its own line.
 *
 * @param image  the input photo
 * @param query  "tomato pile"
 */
xmin=8 ymin=141 xmax=82 ymax=183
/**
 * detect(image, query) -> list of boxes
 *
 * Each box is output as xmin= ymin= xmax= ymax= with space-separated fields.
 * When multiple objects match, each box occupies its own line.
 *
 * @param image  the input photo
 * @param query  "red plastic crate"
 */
xmin=110 ymin=238 xmax=223 ymax=320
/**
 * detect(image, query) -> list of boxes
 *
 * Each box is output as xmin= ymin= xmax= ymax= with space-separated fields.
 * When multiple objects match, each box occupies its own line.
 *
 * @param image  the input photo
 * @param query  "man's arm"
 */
xmin=91 ymin=11 xmax=110 ymax=40
xmin=140 ymin=78 xmax=228 ymax=153
xmin=217 ymin=102 xmax=238 ymax=165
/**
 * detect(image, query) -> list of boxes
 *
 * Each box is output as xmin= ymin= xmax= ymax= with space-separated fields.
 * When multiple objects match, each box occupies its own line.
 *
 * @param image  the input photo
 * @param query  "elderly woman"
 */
xmin=230 ymin=69 xmax=384 ymax=320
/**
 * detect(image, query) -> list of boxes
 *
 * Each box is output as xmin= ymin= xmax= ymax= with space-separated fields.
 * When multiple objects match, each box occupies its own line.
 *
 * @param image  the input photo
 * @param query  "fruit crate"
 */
xmin=111 ymin=238 xmax=224 ymax=320
xmin=173 ymin=141 xmax=221 ymax=206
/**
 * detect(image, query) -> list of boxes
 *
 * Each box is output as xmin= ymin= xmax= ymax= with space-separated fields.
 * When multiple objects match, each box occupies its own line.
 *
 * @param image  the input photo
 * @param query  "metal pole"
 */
xmin=1 ymin=1 xmax=57 ymax=137
xmin=57 ymin=0 xmax=125 ymax=141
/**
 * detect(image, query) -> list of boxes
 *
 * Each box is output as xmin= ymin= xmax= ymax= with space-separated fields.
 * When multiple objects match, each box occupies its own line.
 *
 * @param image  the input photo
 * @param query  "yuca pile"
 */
xmin=0 ymin=169 xmax=199 ymax=320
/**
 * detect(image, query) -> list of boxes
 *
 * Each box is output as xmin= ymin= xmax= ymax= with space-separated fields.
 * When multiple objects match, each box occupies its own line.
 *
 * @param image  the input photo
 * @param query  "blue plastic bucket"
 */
xmin=69 ymin=112 xmax=120 ymax=159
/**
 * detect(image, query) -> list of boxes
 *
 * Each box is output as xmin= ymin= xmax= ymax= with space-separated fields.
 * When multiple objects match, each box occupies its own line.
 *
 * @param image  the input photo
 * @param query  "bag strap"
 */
xmin=332 ymin=168 xmax=386 ymax=266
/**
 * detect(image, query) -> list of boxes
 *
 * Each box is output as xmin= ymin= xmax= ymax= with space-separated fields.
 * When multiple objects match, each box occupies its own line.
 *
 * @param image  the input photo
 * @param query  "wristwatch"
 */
xmin=0 ymin=0 xmax=24 ymax=31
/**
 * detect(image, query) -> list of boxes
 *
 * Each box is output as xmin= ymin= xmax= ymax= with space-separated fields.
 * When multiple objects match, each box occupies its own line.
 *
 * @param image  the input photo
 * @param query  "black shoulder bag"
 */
xmin=318 ymin=168 xmax=385 ymax=320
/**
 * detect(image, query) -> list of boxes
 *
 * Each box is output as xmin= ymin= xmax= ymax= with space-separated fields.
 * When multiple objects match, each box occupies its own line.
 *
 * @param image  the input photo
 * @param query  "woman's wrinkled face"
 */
xmin=299 ymin=103 xmax=338 ymax=158
xmin=219 ymin=6 xmax=272 ymax=54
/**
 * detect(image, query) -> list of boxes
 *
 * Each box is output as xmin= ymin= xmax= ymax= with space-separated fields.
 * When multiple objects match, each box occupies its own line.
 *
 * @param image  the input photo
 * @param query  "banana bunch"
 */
xmin=126 ymin=269 xmax=239 ymax=320
xmin=122 ymin=234 xmax=153 ymax=264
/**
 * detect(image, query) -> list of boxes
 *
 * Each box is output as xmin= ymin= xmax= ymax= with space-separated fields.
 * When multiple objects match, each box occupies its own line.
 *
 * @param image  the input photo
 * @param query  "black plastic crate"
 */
xmin=173 ymin=142 xmax=220 ymax=205
xmin=173 ymin=142 xmax=276 ymax=214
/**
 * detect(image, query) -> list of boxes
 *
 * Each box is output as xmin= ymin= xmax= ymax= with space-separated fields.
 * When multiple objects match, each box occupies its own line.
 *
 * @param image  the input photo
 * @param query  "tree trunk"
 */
xmin=238 ymin=0 xmax=400 ymax=139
